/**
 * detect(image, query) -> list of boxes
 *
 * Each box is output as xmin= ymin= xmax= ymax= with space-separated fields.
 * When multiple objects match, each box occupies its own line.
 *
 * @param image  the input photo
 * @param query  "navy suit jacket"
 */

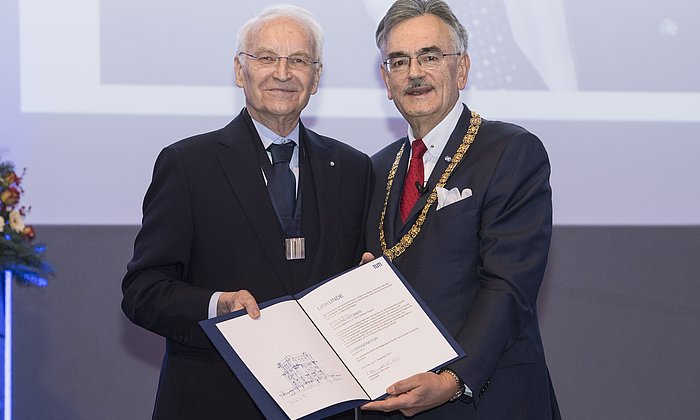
xmin=122 ymin=109 xmax=372 ymax=420
xmin=365 ymin=105 xmax=560 ymax=419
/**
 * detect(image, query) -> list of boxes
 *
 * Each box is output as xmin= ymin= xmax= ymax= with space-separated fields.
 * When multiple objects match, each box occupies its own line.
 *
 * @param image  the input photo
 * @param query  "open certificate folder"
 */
xmin=199 ymin=257 xmax=465 ymax=420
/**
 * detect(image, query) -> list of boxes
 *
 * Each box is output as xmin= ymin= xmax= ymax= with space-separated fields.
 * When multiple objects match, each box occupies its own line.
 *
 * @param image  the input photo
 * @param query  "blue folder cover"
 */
xmin=199 ymin=257 xmax=465 ymax=420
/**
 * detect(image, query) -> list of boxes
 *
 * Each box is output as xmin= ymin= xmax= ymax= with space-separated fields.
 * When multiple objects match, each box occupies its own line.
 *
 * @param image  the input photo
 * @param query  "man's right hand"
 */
xmin=217 ymin=290 xmax=260 ymax=318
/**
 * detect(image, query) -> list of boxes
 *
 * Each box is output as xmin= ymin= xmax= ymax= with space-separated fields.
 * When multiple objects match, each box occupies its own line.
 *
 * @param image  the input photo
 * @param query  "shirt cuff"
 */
xmin=208 ymin=291 xmax=224 ymax=319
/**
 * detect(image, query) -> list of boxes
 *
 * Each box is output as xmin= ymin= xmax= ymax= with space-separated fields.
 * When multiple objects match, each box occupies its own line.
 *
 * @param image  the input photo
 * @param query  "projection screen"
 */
xmin=3 ymin=0 xmax=699 ymax=226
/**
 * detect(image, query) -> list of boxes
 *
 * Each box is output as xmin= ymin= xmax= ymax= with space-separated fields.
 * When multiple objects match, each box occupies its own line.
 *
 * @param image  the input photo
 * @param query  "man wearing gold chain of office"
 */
xmin=362 ymin=1 xmax=561 ymax=418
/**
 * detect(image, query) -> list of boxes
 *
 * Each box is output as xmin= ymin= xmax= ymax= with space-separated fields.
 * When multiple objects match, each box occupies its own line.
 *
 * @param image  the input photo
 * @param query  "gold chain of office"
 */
xmin=379 ymin=111 xmax=482 ymax=261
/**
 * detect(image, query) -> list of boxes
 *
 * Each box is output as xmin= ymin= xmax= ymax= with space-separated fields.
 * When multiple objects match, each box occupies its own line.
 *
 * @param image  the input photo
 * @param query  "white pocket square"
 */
xmin=436 ymin=186 xmax=473 ymax=211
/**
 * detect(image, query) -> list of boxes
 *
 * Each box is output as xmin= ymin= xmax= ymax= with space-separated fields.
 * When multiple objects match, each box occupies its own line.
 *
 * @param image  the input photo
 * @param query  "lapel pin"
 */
xmin=444 ymin=156 xmax=452 ymax=163
xmin=329 ymin=161 xmax=335 ymax=167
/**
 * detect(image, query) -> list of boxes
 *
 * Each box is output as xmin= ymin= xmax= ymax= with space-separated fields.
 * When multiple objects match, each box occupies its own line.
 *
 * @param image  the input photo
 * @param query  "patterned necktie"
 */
xmin=267 ymin=141 xmax=296 ymax=225
xmin=400 ymin=139 xmax=428 ymax=223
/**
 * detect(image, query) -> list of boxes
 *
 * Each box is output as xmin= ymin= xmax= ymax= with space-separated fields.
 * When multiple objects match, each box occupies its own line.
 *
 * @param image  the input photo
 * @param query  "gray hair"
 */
xmin=375 ymin=0 xmax=468 ymax=55
xmin=236 ymin=4 xmax=324 ymax=62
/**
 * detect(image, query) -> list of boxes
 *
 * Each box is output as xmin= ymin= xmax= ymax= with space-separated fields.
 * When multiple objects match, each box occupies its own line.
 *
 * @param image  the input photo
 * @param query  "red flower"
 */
xmin=23 ymin=225 xmax=36 ymax=240
xmin=1 ymin=186 xmax=20 ymax=205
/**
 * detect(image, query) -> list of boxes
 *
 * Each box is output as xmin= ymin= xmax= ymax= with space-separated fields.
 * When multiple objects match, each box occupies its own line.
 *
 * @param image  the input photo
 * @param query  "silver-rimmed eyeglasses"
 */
xmin=239 ymin=52 xmax=319 ymax=69
xmin=383 ymin=52 xmax=461 ymax=73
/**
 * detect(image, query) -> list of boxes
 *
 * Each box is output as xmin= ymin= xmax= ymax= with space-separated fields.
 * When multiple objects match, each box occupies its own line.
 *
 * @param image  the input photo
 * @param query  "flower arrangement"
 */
xmin=0 ymin=160 xmax=52 ymax=286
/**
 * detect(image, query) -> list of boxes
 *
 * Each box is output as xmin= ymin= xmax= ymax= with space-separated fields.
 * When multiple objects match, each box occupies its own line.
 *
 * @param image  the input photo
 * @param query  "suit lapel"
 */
xmin=400 ymin=106 xmax=472 ymax=234
xmin=216 ymin=110 xmax=295 ymax=294
xmin=302 ymin=126 xmax=340 ymax=284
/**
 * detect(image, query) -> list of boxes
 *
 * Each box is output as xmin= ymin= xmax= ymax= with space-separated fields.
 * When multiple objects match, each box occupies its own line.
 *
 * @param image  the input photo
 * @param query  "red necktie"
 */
xmin=400 ymin=139 xmax=428 ymax=223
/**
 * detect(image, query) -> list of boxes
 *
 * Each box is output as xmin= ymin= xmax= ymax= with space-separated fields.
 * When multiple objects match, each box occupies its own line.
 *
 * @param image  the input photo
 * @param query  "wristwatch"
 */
xmin=437 ymin=368 xmax=467 ymax=402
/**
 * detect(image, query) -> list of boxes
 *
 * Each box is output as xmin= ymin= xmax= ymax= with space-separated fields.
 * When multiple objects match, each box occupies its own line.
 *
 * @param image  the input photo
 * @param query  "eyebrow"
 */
xmin=385 ymin=45 xmax=444 ymax=58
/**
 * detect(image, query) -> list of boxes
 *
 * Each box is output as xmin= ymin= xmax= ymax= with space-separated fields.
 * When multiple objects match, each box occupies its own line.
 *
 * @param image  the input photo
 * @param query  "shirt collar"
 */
xmin=251 ymin=118 xmax=301 ymax=149
xmin=408 ymin=101 xmax=464 ymax=160
xmin=251 ymin=117 xmax=300 ymax=167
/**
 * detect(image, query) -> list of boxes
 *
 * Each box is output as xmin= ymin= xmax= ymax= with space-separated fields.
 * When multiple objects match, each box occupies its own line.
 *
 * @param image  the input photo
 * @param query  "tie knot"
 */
xmin=268 ymin=141 xmax=295 ymax=164
xmin=411 ymin=139 xmax=427 ymax=159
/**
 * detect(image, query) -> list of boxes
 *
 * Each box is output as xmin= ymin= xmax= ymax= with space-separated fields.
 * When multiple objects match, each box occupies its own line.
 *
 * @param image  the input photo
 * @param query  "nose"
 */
xmin=407 ymin=57 xmax=426 ymax=79
xmin=273 ymin=57 xmax=292 ymax=81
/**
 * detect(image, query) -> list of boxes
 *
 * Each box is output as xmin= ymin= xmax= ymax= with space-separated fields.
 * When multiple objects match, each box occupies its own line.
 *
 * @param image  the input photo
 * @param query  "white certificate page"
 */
xmin=215 ymin=300 xmax=369 ymax=420
xmin=299 ymin=257 xmax=459 ymax=399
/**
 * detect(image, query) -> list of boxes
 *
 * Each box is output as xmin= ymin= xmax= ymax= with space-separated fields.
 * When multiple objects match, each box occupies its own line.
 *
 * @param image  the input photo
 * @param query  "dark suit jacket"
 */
xmin=122 ymin=109 xmax=372 ymax=420
xmin=364 ymin=105 xmax=560 ymax=419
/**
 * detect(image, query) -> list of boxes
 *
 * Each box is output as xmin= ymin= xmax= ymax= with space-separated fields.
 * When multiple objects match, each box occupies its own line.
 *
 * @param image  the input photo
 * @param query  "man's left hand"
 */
xmin=359 ymin=252 xmax=375 ymax=265
xmin=360 ymin=371 xmax=457 ymax=417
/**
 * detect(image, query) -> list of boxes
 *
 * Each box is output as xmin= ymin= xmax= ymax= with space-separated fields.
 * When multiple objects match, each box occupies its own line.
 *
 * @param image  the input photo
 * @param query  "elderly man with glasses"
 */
xmin=122 ymin=5 xmax=371 ymax=419
xmin=362 ymin=1 xmax=561 ymax=418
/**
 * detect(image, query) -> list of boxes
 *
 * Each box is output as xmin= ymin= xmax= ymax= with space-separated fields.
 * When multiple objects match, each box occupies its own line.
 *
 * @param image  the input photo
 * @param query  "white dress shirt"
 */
xmin=407 ymin=101 xmax=464 ymax=183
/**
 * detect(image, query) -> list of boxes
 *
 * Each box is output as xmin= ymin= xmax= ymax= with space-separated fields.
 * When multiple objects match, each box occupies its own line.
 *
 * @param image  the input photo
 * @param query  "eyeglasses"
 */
xmin=238 ymin=52 xmax=319 ymax=69
xmin=383 ymin=52 xmax=461 ymax=73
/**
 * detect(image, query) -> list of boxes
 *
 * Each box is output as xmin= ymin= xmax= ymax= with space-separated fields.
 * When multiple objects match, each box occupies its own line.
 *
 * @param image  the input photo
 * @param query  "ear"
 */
xmin=380 ymin=65 xmax=394 ymax=100
xmin=310 ymin=63 xmax=323 ymax=95
xmin=457 ymin=53 xmax=470 ymax=90
xmin=234 ymin=57 xmax=244 ymax=88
